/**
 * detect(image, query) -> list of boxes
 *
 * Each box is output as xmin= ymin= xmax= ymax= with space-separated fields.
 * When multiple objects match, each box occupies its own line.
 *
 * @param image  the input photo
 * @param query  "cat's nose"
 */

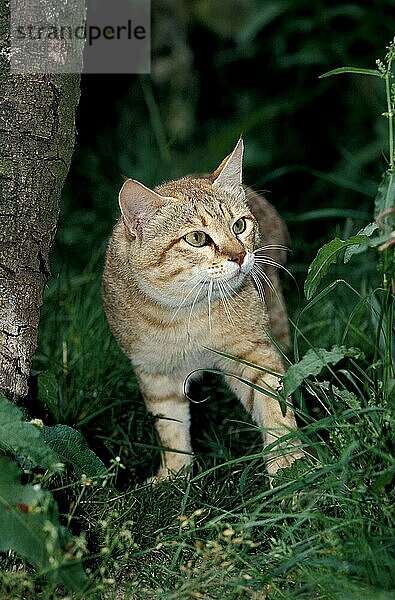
xmin=229 ymin=251 xmax=246 ymax=266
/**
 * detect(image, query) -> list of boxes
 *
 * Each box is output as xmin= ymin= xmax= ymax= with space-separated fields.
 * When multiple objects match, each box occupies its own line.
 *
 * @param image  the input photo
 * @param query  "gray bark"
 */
xmin=0 ymin=1 xmax=81 ymax=400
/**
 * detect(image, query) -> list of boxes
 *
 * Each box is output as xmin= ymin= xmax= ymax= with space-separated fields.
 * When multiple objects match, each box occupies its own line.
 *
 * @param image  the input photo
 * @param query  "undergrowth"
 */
xmin=1 ymin=31 xmax=394 ymax=600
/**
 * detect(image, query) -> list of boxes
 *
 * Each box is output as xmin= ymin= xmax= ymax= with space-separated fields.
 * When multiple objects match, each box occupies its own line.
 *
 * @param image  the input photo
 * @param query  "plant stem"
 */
xmin=380 ymin=49 xmax=395 ymax=398
xmin=385 ymin=288 xmax=394 ymax=386
xmin=385 ymin=73 xmax=394 ymax=169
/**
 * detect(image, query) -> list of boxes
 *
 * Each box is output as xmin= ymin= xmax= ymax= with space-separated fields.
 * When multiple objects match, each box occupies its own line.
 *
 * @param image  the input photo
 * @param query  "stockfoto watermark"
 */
xmin=10 ymin=0 xmax=151 ymax=74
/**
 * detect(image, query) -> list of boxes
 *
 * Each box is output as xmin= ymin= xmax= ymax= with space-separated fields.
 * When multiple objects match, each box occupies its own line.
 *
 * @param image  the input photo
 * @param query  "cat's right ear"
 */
xmin=119 ymin=179 xmax=168 ymax=242
xmin=210 ymin=137 xmax=244 ymax=190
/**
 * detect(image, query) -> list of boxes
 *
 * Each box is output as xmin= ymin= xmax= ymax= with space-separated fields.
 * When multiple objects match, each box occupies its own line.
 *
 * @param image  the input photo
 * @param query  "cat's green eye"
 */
xmin=184 ymin=231 xmax=208 ymax=247
xmin=232 ymin=217 xmax=247 ymax=235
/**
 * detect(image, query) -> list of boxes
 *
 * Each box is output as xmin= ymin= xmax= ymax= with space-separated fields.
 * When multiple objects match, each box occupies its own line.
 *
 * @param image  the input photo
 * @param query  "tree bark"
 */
xmin=0 ymin=1 xmax=81 ymax=401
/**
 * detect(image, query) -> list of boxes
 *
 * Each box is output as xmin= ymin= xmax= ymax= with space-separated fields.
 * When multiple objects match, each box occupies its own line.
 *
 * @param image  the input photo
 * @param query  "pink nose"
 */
xmin=229 ymin=251 xmax=245 ymax=267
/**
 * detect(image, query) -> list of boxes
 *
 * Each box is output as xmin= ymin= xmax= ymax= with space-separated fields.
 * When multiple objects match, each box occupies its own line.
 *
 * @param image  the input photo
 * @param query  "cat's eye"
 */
xmin=184 ymin=231 xmax=208 ymax=247
xmin=232 ymin=217 xmax=247 ymax=235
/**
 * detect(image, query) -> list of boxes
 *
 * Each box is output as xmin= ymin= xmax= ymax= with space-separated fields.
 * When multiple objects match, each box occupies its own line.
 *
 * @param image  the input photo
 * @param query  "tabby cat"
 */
xmin=103 ymin=139 xmax=302 ymax=480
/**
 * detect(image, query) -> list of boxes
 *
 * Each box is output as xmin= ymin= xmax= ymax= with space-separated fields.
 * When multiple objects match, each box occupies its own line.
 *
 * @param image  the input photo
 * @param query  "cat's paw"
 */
xmin=146 ymin=463 xmax=193 ymax=485
xmin=267 ymin=447 xmax=304 ymax=473
xmin=145 ymin=469 xmax=169 ymax=485
xmin=266 ymin=446 xmax=305 ymax=487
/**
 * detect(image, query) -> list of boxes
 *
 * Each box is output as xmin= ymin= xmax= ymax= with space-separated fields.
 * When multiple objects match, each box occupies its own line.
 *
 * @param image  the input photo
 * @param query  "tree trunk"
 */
xmin=0 ymin=2 xmax=81 ymax=401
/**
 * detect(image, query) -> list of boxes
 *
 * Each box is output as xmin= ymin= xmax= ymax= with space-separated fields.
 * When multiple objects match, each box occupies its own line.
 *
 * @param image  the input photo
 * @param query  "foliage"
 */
xmin=281 ymin=344 xmax=363 ymax=397
xmin=305 ymin=234 xmax=383 ymax=300
xmin=0 ymin=457 xmax=90 ymax=595
xmin=304 ymin=38 xmax=395 ymax=403
xmin=41 ymin=425 xmax=105 ymax=477
xmin=0 ymin=392 xmax=105 ymax=593
xmin=306 ymin=42 xmax=395 ymax=300
xmin=0 ymin=393 xmax=60 ymax=471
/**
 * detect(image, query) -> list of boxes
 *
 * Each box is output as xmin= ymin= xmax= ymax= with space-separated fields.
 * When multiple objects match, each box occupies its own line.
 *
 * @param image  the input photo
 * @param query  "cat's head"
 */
xmin=119 ymin=138 xmax=260 ymax=307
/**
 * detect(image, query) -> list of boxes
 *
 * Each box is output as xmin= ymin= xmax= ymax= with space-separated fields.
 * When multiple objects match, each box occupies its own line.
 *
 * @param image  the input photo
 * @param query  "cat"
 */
xmin=103 ymin=138 xmax=302 ymax=481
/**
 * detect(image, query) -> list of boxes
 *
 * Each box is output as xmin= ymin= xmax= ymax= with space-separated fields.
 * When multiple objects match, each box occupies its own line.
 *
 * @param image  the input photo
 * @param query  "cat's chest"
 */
xmin=133 ymin=317 xmax=219 ymax=376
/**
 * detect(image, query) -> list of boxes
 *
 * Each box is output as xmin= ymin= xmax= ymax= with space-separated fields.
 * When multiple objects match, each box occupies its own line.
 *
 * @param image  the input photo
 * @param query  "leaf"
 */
xmin=374 ymin=170 xmax=395 ymax=218
xmin=304 ymin=236 xmax=366 ymax=299
xmin=370 ymin=466 xmax=395 ymax=492
xmin=38 ymin=371 xmax=59 ymax=419
xmin=0 ymin=457 xmax=90 ymax=593
xmin=42 ymin=425 xmax=106 ymax=477
xmin=282 ymin=346 xmax=362 ymax=398
xmin=343 ymin=223 xmax=379 ymax=263
xmin=319 ymin=67 xmax=381 ymax=79
xmin=331 ymin=386 xmax=362 ymax=409
xmin=0 ymin=393 xmax=61 ymax=471
xmin=0 ymin=394 xmax=104 ymax=478
xmin=271 ymin=456 xmax=311 ymax=486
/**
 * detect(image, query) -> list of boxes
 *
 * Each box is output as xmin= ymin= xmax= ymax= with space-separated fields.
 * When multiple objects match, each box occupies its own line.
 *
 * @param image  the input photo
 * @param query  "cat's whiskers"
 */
xmin=254 ymin=257 xmax=294 ymax=281
xmin=170 ymin=276 xmax=206 ymax=323
xmin=207 ymin=279 xmax=213 ymax=335
xmin=253 ymin=249 xmax=295 ymax=282
xmin=221 ymin=279 xmax=244 ymax=318
xmin=252 ymin=248 xmax=295 ymax=306
xmin=216 ymin=280 xmax=235 ymax=326
xmin=187 ymin=280 xmax=207 ymax=335
xmin=252 ymin=263 xmax=278 ymax=297
xmin=254 ymin=244 xmax=290 ymax=254
xmin=224 ymin=274 xmax=246 ymax=302
xmin=250 ymin=270 xmax=267 ymax=302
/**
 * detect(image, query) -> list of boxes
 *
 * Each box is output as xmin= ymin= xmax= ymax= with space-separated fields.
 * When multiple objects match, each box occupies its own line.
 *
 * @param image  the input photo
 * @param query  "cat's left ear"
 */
xmin=211 ymin=137 xmax=244 ymax=190
xmin=119 ymin=179 xmax=170 ymax=242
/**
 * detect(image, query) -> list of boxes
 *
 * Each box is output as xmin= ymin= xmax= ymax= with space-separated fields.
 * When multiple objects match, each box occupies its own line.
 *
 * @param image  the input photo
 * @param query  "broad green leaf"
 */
xmin=42 ymin=425 xmax=106 ymax=477
xmin=319 ymin=67 xmax=381 ymax=79
xmin=343 ymin=223 xmax=379 ymax=263
xmin=0 ymin=457 xmax=90 ymax=593
xmin=343 ymin=231 xmax=393 ymax=263
xmin=374 ymin=169 xmax=395 ymax=218
xmin=0 ymin=393 xmax=60 ymax=471
xmin=38 ymin=371 xmax=59 ymax=419
xmin=282 ymin=346 xmax=362 ymax=398
xmin=304 ymin=236 xmax=366 ymax=299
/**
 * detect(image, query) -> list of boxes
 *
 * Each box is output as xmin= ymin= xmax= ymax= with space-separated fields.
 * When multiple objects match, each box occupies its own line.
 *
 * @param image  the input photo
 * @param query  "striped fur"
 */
xmin=103 ymin=139 xmax=302 ymax=480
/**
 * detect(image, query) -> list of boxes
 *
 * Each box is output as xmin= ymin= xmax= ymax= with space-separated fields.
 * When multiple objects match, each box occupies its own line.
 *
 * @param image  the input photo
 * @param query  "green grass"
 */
xmin=1 ymin=236 xmax=390 ymax=598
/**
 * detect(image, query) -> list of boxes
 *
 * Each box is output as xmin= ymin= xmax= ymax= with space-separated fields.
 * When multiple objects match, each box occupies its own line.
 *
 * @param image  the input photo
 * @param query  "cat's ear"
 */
xmin=211 ymin=137 xmax=244 ymax=190
xmin=119 ymin=179 xmax=169 ymax=240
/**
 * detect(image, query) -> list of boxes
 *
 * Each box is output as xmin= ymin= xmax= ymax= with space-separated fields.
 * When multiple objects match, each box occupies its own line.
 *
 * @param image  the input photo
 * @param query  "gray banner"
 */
xmin=10 ymin=0 xmax=151 ymax=74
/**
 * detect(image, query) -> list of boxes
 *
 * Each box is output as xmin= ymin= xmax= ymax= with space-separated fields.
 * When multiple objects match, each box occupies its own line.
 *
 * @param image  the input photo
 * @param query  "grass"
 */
xmin=2 ymin=229 xmax=390 ymax=598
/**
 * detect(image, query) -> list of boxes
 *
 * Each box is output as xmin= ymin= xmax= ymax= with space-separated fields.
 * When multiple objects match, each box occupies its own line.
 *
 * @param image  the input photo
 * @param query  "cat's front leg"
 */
xmin=137 ymin=371 xmax=193 ymax=480
xmin=221 ymin=344 xmax=303 ymax=477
